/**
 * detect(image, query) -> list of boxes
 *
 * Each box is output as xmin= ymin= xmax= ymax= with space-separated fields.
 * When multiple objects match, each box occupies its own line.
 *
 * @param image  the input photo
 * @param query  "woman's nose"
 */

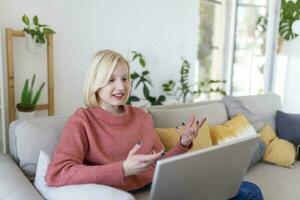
xmin=116 ymin=79 xmax=125 ymax=90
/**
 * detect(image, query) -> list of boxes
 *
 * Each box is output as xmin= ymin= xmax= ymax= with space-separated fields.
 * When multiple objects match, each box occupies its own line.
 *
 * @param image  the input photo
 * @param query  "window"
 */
xmin=197 ymin=0 xmax=280 ymax=98
xmin=231 ymin=1 xmax=268 ymax=95
xmin=197 ymin=0 xmax=226 ymax=100
xmin=198 ymin=0 xmax=224 ymax=80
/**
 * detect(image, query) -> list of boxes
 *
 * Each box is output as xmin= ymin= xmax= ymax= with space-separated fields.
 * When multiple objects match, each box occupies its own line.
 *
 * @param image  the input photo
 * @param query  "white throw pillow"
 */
xmin=34 ymin=151 xmax=135 ymax=200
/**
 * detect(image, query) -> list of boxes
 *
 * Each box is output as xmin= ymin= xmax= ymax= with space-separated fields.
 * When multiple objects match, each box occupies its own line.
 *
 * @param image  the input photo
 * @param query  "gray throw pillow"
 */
xmin=223 ymin=93 xmax=281 ymax=132
xmin=276 ymin=111 xmax=300 ymax=145
xmin=248 ymin=139 xmax=266 ymax=169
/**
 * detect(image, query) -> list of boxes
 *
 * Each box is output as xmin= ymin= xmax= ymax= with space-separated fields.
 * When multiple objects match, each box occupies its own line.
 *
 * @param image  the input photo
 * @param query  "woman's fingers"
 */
xmin=128 ymin=142 xmax=142 ymax=157
xmin=186 ymin=114 xmax=196 ymax=127
xmin=196 ymin=118 xmax=206 ymax=129
xmin=138 ymin=150 xmax=164 ymax=163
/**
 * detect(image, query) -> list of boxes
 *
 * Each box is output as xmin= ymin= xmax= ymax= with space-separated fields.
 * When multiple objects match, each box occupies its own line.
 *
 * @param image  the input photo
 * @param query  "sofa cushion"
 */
xmin=260 ymin=123 xmax=296 ymax=168
xmin=245 ymin=161 xmax=300 ymax=200
xmin=0 ymin=154 xmax=43 ymax=200
xmin=276 ymin=110 xmax=300 ymax=146
xmin=223 ymin=93 xmax=281 ymax=131
xmin=147 ymin=101 xmax=228 ymax=128
xmin=260 ymin=123 xmax=277 ymax=146
xmin=34 ymin=151 xmax=135 ymax=200
xmin=248 ymin=139 xmax=266 ymax=169
xmin=263 ymin=139 xmax=296 ymax=168
xmin=155 ymin=121 xmax=212 ymax=151
xmin=9 ymin=115 xmax=68 ymax=179
xmin=210 ymin=115 xmax=256 ymax=145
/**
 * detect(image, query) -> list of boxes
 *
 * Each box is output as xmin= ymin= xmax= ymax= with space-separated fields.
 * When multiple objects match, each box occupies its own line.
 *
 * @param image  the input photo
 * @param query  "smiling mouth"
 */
xmin=112 ymin=93 xmax=125 ymax=99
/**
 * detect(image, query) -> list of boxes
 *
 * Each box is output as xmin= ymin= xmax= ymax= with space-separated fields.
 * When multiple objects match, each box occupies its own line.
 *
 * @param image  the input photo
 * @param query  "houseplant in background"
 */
xmin=16 ymin=74 xmax=45 ymax=119
xmin=127 ymin=51 xmax=166 ymax=106
xmin=256 ymin=0 xmax=300 ymax=53
xmin=162 ymin=58 xmax=226 ymax=103
xmin=22 ymin=14 xmax=55 ymax=52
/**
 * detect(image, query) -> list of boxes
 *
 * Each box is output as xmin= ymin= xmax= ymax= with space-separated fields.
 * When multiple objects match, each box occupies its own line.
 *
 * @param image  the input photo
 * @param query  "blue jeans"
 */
xmin=131 ymin=181 xmax=263 ymax=200
xmin=230 ymin=181 xmax=264 ymax=200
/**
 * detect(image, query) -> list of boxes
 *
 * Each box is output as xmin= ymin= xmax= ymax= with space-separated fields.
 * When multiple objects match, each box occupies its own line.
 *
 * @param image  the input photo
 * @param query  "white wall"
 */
xmin=279 ymin=36 xmax=300 ymax=113
xmin=0 ymin=0 xmax=199 ymax=116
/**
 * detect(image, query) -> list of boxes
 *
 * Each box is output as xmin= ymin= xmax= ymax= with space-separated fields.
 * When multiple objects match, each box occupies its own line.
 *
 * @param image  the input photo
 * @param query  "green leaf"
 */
xmin=146 ymin=96 xmax=156 ymax=105
xmin=143 ymin=85 xmax=150 ymax=98
xmin=128 ymin=95 xmax=140 ymax=102
xmin=143 ymin=78 xmax=153 ymax=87
xmin=130 ymin=72 xmax=139 ymax=80
xmin=33 ymin=15 xmax=39 ymax=26
xmin=20 ymin=79 xmax=29 ymax=106
xmin=142 ymin=70 xmax=149 ymax=76
xmin=135 ymin=79 xmax=143 ymax=89
xmin=132 ymin=54 xmax=139 ymax=62
xmin=139 ymin=57 xmax=146 ymax=68
xmin=43 ymin=27 xmax=56 ymax=34
xmin=30 ymin=74 xmax=36 ymax=92
xmin=23 ymin=28 xmax=30 ymax=34
xmin=22 ymin=15 xmax=30 ymax=26
xmin=162 ymin=80 xmax=176 ymax=92
xmin=32 ymin=82 xmax=45 ymax=106
xmin=157 ymin=95 xmax=166 ymax=103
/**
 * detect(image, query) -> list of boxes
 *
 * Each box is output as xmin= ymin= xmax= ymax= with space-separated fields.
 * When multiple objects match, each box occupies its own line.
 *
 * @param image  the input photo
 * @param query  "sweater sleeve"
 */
xmin=45 ymin=115 xmax=126 ymax=187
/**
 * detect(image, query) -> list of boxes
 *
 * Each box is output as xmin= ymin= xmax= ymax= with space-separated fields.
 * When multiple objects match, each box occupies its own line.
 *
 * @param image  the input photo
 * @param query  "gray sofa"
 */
xmin=0 ymin=93 xmax=299 ymax=200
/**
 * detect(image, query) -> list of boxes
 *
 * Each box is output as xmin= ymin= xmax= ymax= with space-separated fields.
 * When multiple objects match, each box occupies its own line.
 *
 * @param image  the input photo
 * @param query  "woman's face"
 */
xmin=98 ymin=60 xmax=130 ymax=113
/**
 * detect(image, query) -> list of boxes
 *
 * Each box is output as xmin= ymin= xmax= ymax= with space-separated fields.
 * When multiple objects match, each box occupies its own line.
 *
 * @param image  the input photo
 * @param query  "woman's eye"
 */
xmin=109 ymin=79 xmax=115 ymax=82
xmin=122 ymin=78 xmax=128 ymax=81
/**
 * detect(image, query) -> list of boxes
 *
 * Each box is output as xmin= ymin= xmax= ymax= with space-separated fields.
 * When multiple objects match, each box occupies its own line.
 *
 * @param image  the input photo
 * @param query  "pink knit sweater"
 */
xmin=46 ymin=105 xmax=189 ymax=191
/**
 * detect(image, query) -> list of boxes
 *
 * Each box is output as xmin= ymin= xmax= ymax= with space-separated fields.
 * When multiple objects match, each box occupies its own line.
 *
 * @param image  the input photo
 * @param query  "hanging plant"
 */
xmin=22 ymin=14 xmax=55 ymax=44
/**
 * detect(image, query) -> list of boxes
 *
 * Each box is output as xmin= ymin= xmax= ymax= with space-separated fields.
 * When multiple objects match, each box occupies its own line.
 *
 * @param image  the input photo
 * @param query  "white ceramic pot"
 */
xmin=17 ymin=110 xmax=35 ymax=120
xmin=25 ymin=33 xmax=44 ymax=52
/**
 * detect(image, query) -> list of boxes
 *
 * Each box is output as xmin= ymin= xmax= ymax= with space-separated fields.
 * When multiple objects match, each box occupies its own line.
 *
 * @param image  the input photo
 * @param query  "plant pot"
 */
xmin=17 ymin=110 xmax=35 ymax=120
xmin=25 ymin=33 xmax=44 ymax=52
xmin=16 ymin=103 xmax=35 ymax=119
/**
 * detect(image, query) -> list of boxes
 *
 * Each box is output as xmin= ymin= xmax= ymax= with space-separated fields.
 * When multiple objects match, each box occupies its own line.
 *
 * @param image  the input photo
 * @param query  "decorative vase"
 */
xmin=25 ymin=33 xmax=44 ymax=52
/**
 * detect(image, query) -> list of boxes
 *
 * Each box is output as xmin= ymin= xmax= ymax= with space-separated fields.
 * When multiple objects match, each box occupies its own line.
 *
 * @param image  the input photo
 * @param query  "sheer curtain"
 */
xmin=274 ymin=21 xmax=300 ymax=113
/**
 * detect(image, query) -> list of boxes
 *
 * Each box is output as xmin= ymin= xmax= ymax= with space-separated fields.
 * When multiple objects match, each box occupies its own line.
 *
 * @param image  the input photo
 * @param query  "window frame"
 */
xmin=222 ymin=0 xmax=281 ymax=95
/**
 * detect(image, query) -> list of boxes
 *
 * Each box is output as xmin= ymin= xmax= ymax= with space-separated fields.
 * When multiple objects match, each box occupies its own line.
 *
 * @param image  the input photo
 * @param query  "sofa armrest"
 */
xmin=0 ymin=154 xmax=44 ymax=200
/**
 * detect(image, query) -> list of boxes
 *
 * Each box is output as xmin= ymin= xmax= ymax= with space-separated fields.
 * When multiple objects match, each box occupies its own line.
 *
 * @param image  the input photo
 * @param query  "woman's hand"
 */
xmin=122 ymin=143 xmax=164 ymax=177
xmin=178 ymin=115 xmax=206 ymax=148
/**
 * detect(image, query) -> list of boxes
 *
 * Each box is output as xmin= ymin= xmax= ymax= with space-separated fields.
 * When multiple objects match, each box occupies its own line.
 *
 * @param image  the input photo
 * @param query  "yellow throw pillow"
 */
xmin=155 ymin=121 xmax=212 ymax=151
xmin=259 ymin=123 xmax=296 ymax=168
xmin=259 ymin=123 xmax=277 ymax=146
xmin=210 ymin=115 xmax=256 ymax=145
xmin=263 ymin=138 xmax=296 ymax=168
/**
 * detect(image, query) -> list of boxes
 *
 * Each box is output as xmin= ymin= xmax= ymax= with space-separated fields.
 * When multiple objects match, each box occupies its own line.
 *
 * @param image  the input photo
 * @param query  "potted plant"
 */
xmin=256 ymin=0 xmax=300 ymax=53
xmin=127 ymin=51 xmax=166 ymax=106
xmin=16 ymin=74 xmax=45 ymax=119
xmin=162 ymin=58 xmax=226 ymax=103
xmin=21 ymin=14 xmax=55 ymax=52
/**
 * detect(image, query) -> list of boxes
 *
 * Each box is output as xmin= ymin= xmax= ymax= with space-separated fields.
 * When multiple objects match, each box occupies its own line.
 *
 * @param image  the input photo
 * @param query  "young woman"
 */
xmin=46 ymin=50 xmax=263 ymax=199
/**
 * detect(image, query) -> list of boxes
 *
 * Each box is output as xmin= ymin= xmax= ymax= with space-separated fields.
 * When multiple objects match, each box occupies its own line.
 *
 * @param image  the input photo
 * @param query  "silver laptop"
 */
xmin=150 ymin=135 xmax=259 ymax=200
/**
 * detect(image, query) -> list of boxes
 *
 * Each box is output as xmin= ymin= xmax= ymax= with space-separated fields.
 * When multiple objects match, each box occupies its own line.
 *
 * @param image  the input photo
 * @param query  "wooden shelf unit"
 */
xmin=0 ymin=32 xmax=6 ymax=153
xmin=5 ymin=28 xmax=54 ymax=123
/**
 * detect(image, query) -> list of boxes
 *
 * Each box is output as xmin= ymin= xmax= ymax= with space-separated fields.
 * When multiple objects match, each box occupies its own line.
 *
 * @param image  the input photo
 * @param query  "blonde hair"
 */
xmin=83 ymin=50 xmax=130 ymax=108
